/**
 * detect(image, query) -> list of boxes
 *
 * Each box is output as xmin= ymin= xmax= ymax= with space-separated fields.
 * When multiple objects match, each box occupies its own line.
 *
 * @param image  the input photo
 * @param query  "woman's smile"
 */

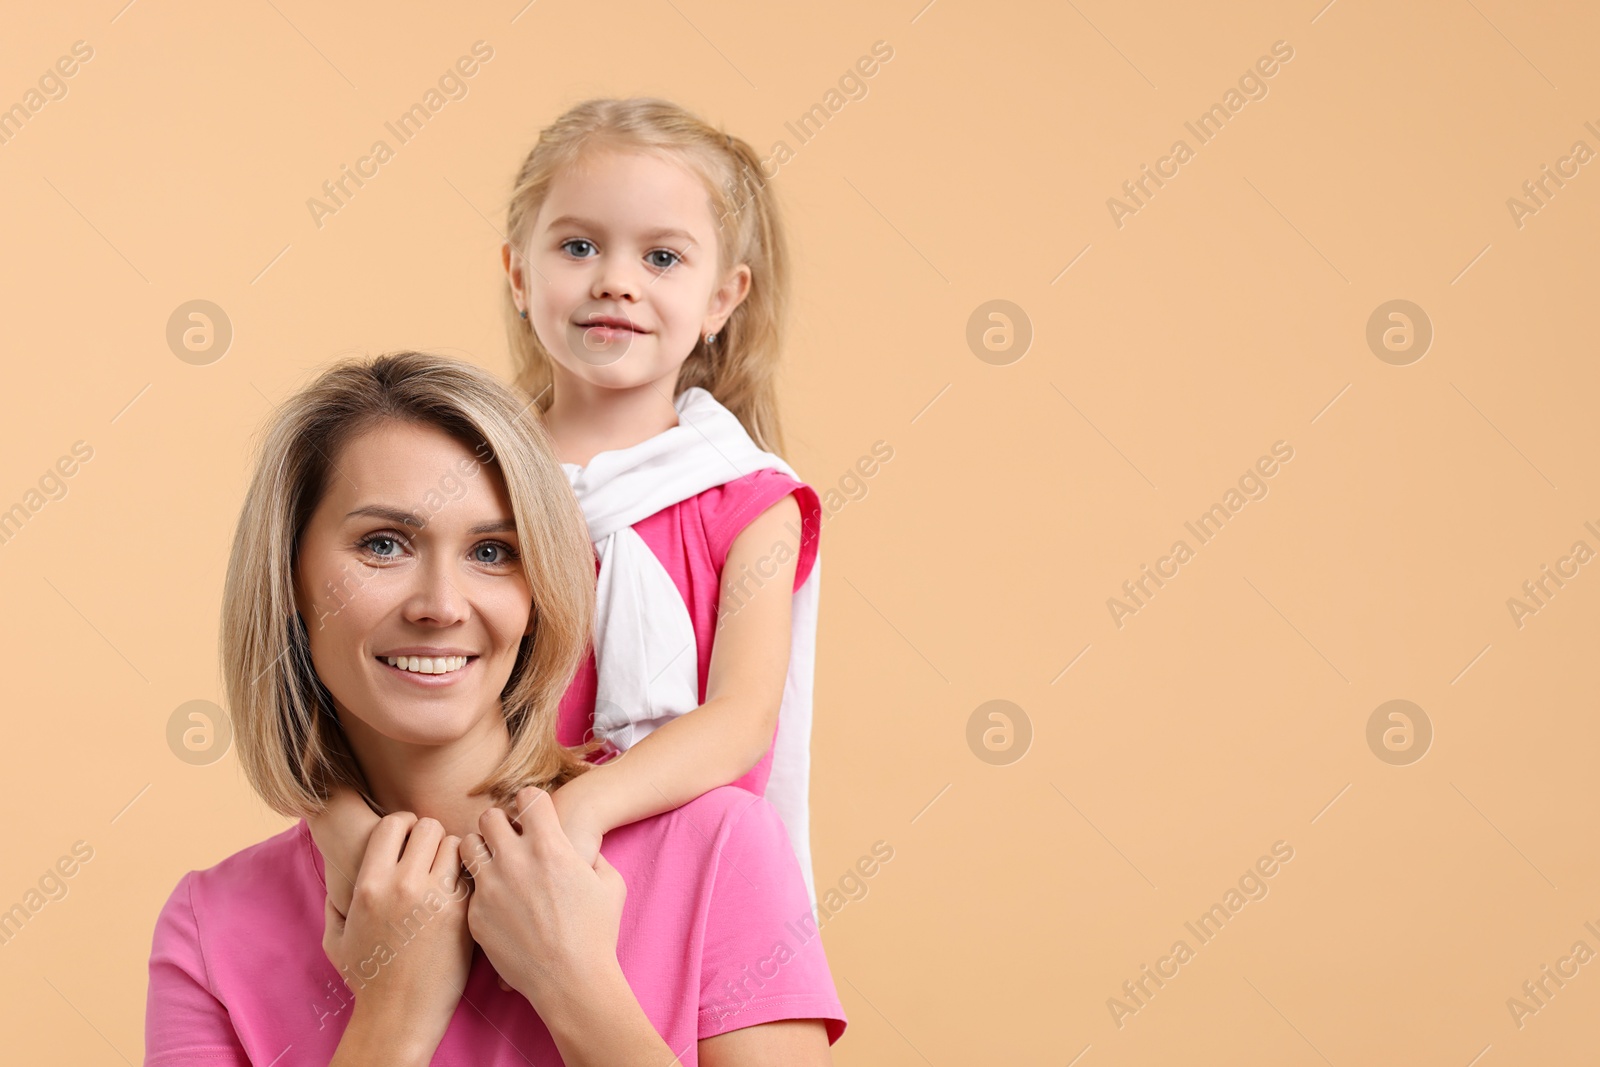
xmin=376 ymin=653 xmax=480 ymax=686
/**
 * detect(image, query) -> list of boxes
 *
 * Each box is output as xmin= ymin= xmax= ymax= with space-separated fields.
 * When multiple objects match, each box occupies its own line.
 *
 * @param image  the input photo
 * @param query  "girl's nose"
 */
xmin=592 ymin=259 xmax=640 ymax=302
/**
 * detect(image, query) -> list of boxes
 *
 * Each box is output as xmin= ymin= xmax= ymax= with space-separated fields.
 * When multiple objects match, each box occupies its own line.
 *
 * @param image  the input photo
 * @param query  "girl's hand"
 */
xmin=550 ymin=783 xmax=606 ymax=869
xmin=463 ymin=786 xmax=627 ymax=1005
xmin=309 ymin=785 xmax=382 ymax=919
xmin=322 ymin=812 xmax=473 ymax=1050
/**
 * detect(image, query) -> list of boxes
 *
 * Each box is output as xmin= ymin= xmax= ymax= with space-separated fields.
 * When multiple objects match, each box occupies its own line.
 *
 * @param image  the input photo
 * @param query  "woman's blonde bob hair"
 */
xmin=221 ymin=350 xmax=605 ymax=819
xmin=503 ymin=96 xmax=792 ymax=456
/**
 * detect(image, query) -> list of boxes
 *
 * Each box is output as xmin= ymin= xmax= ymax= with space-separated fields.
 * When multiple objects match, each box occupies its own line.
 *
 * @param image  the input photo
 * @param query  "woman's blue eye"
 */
xmin=474 ymin=542 xmax=519 ymax=565
xmin=358 ymin=534 xmax=517 ymax=566
xmin=359 ymin=534 xmax=402 ymax=558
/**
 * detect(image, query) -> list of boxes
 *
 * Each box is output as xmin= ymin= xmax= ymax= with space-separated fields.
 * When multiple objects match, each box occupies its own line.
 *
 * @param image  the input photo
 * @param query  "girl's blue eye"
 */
xmin=562 ymin=238 xmax=680 ymax=271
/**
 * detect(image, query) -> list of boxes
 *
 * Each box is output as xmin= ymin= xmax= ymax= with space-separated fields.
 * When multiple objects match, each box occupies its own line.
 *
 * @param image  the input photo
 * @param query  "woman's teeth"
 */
xmin=384 ymin=655 xmax=469 ymax=674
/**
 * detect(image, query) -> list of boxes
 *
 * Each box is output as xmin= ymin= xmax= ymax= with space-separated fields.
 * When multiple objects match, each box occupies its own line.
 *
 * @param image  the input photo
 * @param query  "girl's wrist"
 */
xmin=553 ymin=767 xmax=612 ymax=835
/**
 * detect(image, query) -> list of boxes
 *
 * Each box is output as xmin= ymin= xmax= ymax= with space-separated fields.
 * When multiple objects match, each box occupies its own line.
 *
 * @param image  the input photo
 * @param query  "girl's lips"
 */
xmin=581 ymin=325 xmax=641 ymax=342
xmin=375 ymin=656 xmax=476 ymax=687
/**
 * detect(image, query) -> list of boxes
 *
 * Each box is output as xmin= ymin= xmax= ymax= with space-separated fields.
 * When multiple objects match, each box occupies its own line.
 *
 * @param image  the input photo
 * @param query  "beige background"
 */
xmin=2 ymin=0 xmax=1597 ymax=1063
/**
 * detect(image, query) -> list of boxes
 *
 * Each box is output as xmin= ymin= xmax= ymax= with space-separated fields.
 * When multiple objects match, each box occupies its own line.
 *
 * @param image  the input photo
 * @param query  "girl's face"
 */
xmin=292 ymin=419 xmax=533 ymax=752
xmin=507 ymin=147 xmax=751 ymax=392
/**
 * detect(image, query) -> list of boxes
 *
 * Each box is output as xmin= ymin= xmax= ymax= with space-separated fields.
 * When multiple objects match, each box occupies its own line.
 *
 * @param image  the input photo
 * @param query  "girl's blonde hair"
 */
xmin=220 ymin=350 xmax=606 ymax=819
xmin=503 ymin=96 xmax=791 ymax=455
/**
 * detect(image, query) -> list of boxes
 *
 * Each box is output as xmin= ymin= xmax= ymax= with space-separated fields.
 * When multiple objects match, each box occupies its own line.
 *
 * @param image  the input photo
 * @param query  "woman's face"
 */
xmin=292 ymin=419 xmax=533 ymax=751
xmin=508 ymin=147 xmax=750 ymax=392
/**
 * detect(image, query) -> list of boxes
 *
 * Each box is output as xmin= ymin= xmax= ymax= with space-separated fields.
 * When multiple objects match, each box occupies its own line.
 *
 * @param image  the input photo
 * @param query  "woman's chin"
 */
xmin=345 ymin=709 xmax=487 ymax=749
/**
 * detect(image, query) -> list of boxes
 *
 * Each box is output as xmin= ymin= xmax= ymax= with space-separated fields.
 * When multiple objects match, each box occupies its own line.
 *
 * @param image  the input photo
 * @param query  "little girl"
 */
xmin=312 ymin=97 xmax=826 ymax=915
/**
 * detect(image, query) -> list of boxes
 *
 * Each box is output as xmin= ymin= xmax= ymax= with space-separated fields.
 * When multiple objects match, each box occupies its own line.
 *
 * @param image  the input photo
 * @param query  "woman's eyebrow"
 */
xmin=346 ymin=504 xmax=423 ymax=528
xmin=345 ymin=504 xmax=517 ymax=535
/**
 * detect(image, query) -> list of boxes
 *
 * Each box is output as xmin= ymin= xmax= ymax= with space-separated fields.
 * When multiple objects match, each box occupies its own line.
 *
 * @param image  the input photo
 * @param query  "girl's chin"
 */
xmin=557 ymin=349 xmax=682 ymax=384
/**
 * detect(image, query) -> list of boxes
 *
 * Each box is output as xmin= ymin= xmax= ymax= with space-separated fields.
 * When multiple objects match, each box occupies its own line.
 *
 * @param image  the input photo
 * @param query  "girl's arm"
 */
xmin=553 ymin=494 xmax=804 ymax=843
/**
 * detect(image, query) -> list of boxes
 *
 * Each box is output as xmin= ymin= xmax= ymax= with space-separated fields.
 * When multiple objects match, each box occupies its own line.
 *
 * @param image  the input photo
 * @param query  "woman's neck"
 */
xmin=542 ymin=364 xmax=682 ymax=468
xmin=338 ymin=711 xmax=512 ymax=840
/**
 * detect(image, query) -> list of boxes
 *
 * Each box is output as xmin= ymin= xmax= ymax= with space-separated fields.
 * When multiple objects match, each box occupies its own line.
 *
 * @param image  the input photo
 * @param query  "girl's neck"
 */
xmin=541 ymin=365 xmax=682 ymax=468
xmin=339 ymin=710 xmax=511 ymax=840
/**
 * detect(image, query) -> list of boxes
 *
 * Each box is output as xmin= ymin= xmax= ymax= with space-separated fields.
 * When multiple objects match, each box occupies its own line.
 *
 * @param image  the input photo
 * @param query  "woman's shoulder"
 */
xmin=186 ymin=819 xmax=315 ymax=883
xmin=157 ymin=820 xmax=321 ymax=929
xmin=148 ymin=821 xmax=349 ymax=1058
xmin=633 ymin=785 xmax=776 ymax=843
xmin=606 ymin=787 xmax=849 ymax=1044
xmin=605 ymin=786 xmax=801 ymax=890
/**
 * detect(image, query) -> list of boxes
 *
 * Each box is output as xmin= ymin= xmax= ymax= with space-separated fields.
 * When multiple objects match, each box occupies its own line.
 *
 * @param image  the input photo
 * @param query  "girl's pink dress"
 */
xmin=556 ymin=467 xmax=823 ymax=795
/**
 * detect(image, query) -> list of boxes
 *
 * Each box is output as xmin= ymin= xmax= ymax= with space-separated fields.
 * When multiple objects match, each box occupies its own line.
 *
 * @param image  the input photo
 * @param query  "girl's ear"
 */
xmin=709 ymin=262 xmax=752 ymax=324
xmin=502 ymin=241 xmax=527 ymax=305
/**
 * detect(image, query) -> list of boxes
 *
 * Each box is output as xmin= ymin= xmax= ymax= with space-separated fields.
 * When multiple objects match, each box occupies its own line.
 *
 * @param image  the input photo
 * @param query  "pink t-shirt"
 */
xmin=556 ymin=467 xmax=823 ymax=798
xmin=145 ymin=787 xmax=846 ymax=1065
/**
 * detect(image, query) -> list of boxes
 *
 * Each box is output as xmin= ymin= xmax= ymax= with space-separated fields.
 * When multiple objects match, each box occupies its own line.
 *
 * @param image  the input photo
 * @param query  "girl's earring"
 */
xmin=519 ymin=309 xmax=528 ymax=320
xmin=705 ymin=331 xmax=717 ymax=344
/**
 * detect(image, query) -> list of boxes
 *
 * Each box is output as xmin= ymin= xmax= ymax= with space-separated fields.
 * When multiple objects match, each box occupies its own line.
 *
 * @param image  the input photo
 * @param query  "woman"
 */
xmin=144 ymin=351 xmax=846 ymax=1065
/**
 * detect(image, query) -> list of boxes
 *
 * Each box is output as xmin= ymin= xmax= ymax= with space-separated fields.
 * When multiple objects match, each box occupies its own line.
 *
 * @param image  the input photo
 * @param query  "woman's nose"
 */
xmin=404 ymin=558 xmax=468 ymax=624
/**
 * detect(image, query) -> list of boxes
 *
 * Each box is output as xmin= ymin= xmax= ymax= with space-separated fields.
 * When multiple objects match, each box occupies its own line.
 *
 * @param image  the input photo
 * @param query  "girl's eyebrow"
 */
xmin=546 ymin=213 xmax=694 ymax=242
xmin=345 ymin=504 xmax=517 ymax=536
